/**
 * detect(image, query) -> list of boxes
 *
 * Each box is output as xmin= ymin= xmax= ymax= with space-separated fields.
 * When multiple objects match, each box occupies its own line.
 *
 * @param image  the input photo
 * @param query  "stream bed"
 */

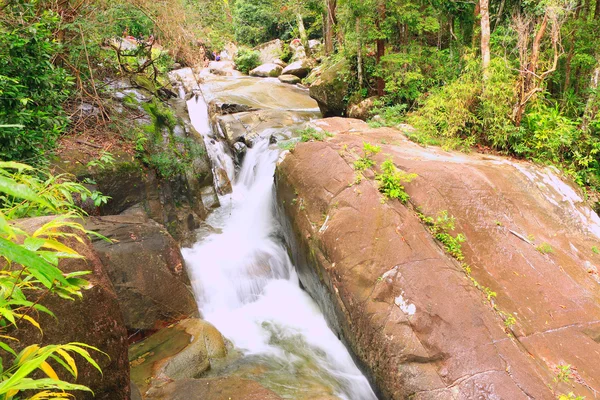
xmin=181 ymin=78 xmax=377 ymax=400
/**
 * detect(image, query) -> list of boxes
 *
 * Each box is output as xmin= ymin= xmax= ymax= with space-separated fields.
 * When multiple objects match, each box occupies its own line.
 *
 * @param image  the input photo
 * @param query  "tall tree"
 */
xmin=324 ymin=0 xmax=337 ymax=54
xmin=375 ymin=0 xmax=386 ymax=96
xmin=480 ymin=0 xmax=491 ymax=78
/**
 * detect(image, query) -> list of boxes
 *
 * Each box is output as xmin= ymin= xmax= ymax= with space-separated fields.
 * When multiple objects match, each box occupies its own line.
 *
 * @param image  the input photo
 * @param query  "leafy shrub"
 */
xmin=0 ymin=9 xmax=72 ymax=162
xmin=135 ymin=104 xmax=206 ymax=179
xmin=0 ymin=162 xmax=109 ymax=219
xmin=375 ymin=159 xmax=417 ymax=203
xmin=97 ymin=3 xmax=154 ymax=38
xmin=0 ymin=162 xmax=104 ymax=398
xmin=520 ymin=103 xmax=579 ymax=164
xmin=234 ymin=47 xmax=261 ymax=74
xmin=354 ymin=142 xmax=381 ymax=171
xmin=298 ymin=127 xmax=332 ymax=142
xmin=143 ymin=99 xmax=178 ymax=138
xmin=407 ymin=57 xmax=481 ymax=144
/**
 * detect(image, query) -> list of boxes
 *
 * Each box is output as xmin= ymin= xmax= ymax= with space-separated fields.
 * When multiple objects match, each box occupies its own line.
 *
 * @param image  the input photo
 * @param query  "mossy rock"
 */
xmin=308 ymin=58 xmax=349 ymax=117
xmin=133 ymin=74 xmax=158 ymax=95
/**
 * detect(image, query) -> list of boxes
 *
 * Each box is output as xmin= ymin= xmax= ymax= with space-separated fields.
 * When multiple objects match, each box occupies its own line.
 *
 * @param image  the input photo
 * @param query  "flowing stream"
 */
xmin=182 ymin=93 xmax=377 ymax=399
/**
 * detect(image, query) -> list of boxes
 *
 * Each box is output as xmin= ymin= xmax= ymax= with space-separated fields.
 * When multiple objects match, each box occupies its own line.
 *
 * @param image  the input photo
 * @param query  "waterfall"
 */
xmin=187 ymin=94 xmax=235 ymax=194
xmin=183 ymin=93 xmax=377 ymax=400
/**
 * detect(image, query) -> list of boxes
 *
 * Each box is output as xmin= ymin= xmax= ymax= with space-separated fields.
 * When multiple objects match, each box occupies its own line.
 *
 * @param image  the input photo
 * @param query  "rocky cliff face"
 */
xmin=276 ymin=118 xmax=600 ymax=399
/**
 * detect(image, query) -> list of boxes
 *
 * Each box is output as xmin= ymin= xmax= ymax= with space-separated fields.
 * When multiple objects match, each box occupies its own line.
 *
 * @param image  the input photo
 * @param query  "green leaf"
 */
xmin=0 ymin=176 xmax=43 ymax=204
xmin=0 ymin=341 xmax=16 ymax=357
xmin=0 ymin=237 xmax=68 ymax=288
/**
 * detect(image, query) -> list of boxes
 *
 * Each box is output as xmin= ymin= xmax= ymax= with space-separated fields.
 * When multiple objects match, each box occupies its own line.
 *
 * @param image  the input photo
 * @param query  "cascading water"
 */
xmin=183 ymin=94 xmax=377 ymax=399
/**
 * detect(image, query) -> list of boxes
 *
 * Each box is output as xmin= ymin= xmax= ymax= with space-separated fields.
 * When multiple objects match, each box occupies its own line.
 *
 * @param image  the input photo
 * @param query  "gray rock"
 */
xmin=233 ymin=141 xmax=248 ymax=162
xmin=279 ymin=74 xmax=301 ymax=84
xmin=282 ymin=60 xmax=311 ymax=78
xmin=308 ymin=58 xmax=349 ymax=117
xmin=253 ymin=39 xmax=283 ymax=65
xmin=272 ymin=58 xmax=288 ymax=68
xmin=249 ymin=63 xmax=283 ymax=78
xmin=347 ymin=96 xmax=379 ymax=121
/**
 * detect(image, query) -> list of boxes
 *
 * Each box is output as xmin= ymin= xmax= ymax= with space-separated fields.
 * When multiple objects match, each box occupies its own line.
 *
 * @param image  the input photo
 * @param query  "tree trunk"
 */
xmin=581 ymin=60 xmax=600 ymax=132
xmin=296 ymin=13 xmax=311 ymax=58
xmin=324 ymin=0 xmax=337 ymax=54
xmin=595 ymin=0 xmax=600 ymax=19
xmin=375 ymin=0 xmax=386 ymax=96
xmin=480 ymin=0 xmax=491 ymax=78
xmin=493 ymin=0 xmax=506 ymax=31
xmin=356 ymin=17 xmax=363 ymax=89
xmin=513 ymin=13 xmax=549 ymax=126
xmin=472 ymin=1 xmax=481 ymax=48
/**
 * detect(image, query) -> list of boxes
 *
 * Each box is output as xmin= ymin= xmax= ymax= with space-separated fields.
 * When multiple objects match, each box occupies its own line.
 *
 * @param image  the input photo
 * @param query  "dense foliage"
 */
xmin=0 ymin=162 xmax=104 ymax=398
xmin=201 ymin=0 xmax=600 ymax=191
xmin=0 ymin=7 xmax=71 ymax=162
xmin=234 ymin=47 xmax=262 ymax=74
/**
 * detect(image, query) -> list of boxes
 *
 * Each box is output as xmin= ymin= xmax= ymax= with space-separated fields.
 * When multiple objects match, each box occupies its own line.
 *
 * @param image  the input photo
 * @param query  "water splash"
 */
xmin=183 ymin=94 xmax=376 ymax=400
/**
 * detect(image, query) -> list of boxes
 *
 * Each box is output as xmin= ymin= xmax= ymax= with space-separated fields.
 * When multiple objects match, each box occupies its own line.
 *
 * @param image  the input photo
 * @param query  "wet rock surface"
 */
xmin=276 ymin=118 xmax=600 ymax=399
xmin=199 ymin=75 xmax=320 ymax=147
xmin=145 ymin=377 xmax=282 ymax=400
xmin=85 ymin=215 xmax=199 ymax=333
xmin=129 ymin=318 xmax=227 ymax=396
xmin=53 ymin=76 xmax=219 ymax=244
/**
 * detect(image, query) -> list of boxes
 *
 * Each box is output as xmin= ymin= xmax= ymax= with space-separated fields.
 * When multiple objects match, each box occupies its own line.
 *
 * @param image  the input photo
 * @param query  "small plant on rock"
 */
xmin=298 ymin=127 xmax=332 ymax=142
xmin=375 ymin=159 xmax=417 ymax=203
xmin=536 ymin=242 xmax=554 ymax=254
xmin=353 ymin=142 xmax=381 ymax=171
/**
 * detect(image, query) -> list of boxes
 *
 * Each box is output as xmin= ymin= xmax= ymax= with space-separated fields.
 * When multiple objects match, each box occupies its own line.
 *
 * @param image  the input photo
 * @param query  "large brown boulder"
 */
xmin=276 ymin=118 xmax=600 ymax=399
xmin=53 ymin=97 xmax=219 ymax=245
xmin=12 ymin=217 xmax=129 ymax=400
xmin=85 ymin=215 xmax=199 ymax=333
xmin=129 ymin=318 xmax=227 ymax=396
xmin=308 ymin=58 xmax=349 ymax=117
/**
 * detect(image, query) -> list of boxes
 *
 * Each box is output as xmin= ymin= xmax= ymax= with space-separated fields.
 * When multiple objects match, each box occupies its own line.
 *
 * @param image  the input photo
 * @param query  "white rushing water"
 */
xmin=183 ymin=96 xmax=377 ymax=399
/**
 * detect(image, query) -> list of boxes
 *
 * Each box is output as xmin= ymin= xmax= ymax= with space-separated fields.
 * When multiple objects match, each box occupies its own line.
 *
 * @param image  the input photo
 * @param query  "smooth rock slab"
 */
xmin=276 ymin=118 xmax=600 ymax=399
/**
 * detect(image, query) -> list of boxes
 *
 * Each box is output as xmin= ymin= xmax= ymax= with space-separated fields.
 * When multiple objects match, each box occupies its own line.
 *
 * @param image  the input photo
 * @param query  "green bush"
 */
xmin=234 ymin=47 xmax=262 ymax=74
xmin=0 ymin=162 xmax=104 ymax=398
xmin=376 ymin=159 xmax=417 ymax=203
xmin=0 ymin=8 xmax=72 ymax=162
